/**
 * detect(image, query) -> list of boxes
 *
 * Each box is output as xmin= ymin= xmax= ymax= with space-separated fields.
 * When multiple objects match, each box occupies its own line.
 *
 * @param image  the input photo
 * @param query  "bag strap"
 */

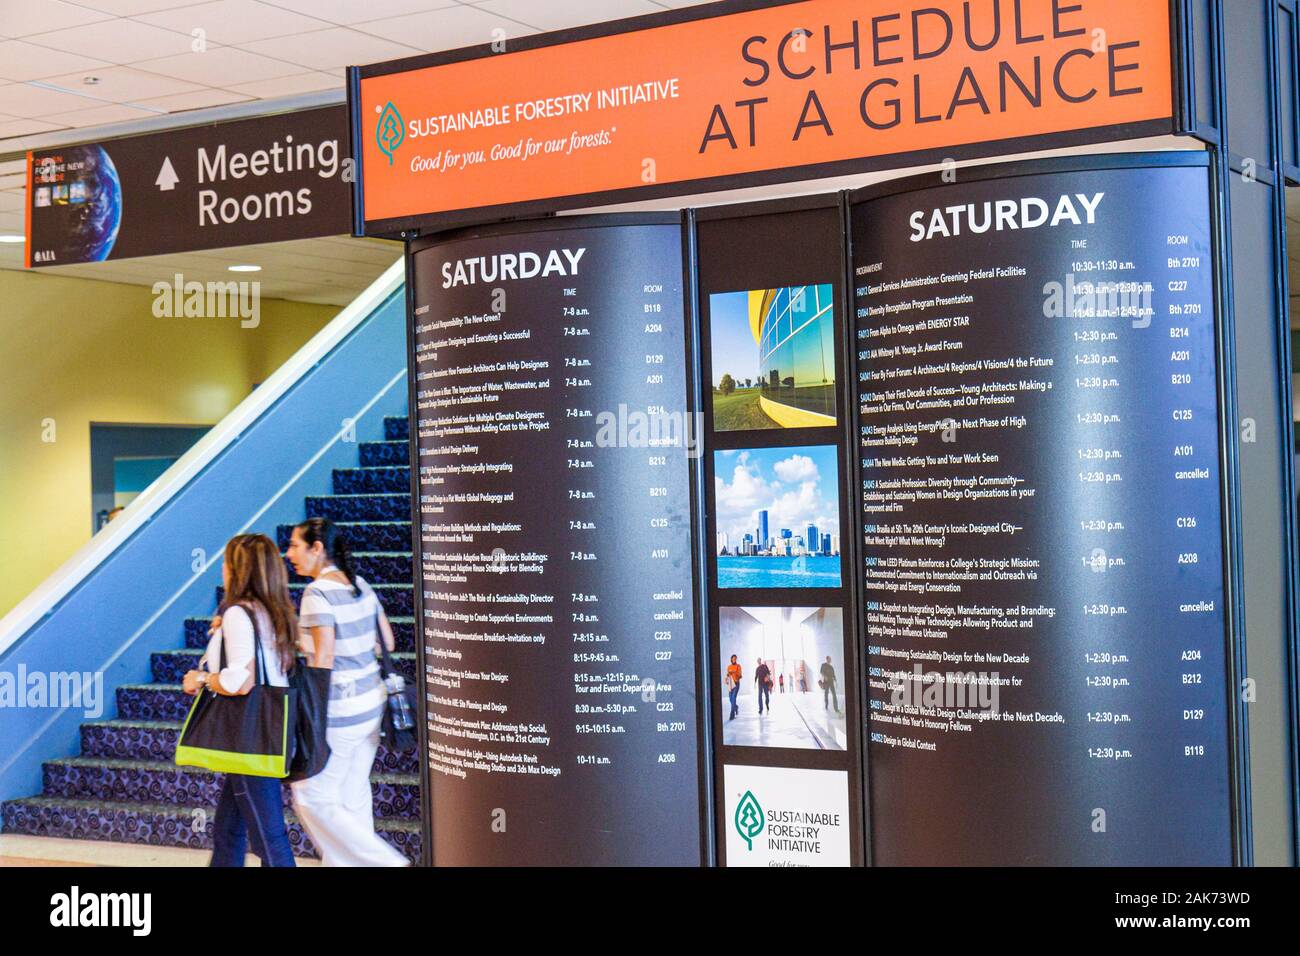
xmin=373 ymin=597 xmax=394 ymax=682
xmin=220 ymin=603 xmax=268 ymax=687
xmin=247 ymin=604 xmax=269 ymax=686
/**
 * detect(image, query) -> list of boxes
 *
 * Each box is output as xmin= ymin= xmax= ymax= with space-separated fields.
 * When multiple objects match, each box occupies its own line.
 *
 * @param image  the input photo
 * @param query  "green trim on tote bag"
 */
xmin=173 ymin=681 xmax=293 ymax=779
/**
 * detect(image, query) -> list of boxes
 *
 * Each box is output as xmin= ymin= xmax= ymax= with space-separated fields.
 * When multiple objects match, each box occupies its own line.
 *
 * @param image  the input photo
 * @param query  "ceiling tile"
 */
xmin=136 ymin=0 xmax=334 ymax=46
xmin=23 ymin=19 xmax=201 ymax=63
xmin=0 ymin=83 xmax=104 ymax=117
xmin=40 ymin=65 xmax=204 ymax=103
xmin=257 ymin=0 xmax=461 ymax=27
xmin=473 ymin=0 xmax=662 ymax=32
xmin=43 ymin=102 xmax=160 ymax=127
xmin=0 ymin=0 xmax=115 ymax=38
xmin=239 ymin=27 xmax=423 ymax=71
xmin=134 ymin=45 xmax=304 ymax=85
xmin=74 ymin=0 xmax=210 ymax=14
xmin=225 ymin=70 xmax=342 ymax=98
xmin=0 ymin=210 xmax=24 ymax=231
xmin=0 ymin=115 xmax=69 ymax=137
xmin=355 ymin=6 xmax=537 ymax=51
xmin=0 ymin=40 xmax=113 ymax=82
xmin=0 ymin=172 xmax=24 ymax=189
xmin=0 ymin=189 xmax=27 ymax=212
xmin=131 ymin=87 xmax=254 ymax=112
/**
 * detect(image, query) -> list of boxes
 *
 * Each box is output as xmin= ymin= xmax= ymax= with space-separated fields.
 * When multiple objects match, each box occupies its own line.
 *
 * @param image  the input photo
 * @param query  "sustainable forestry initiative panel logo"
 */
xmin=376 ymin=102 xmax=405 ymax=165
xmin=724 ymin=764 xmax=850 ymax=867
xmin=735 ymin=790 xmax=764 ymax=850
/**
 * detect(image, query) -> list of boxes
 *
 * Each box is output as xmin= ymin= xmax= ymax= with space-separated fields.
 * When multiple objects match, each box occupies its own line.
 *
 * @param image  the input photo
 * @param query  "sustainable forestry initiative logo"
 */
xmin=376 ymin=101 xmax=405 ymax=165
xmin=735 ymin=790 xmax=764 ymax=851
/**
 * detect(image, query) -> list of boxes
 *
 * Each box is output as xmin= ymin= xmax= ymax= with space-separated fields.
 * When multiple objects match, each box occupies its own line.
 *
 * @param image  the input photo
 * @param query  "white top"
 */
xmin=201 ymin=603 xmax=290 ymax=693
xmin=298 ymin=575 xmax=387 ymax=728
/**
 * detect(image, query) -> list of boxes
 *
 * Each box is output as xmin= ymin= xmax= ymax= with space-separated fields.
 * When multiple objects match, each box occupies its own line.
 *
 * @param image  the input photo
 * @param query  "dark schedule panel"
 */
xmin=851 ymin=155 xmax=1233 ymax=865
xmin=407 ymin=218 xmax=701 ymax=866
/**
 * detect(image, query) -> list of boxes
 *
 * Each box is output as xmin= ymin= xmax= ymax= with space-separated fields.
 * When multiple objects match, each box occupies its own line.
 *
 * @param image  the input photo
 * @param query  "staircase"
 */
xmin=0 ymin=416 xmax=421 ymax=863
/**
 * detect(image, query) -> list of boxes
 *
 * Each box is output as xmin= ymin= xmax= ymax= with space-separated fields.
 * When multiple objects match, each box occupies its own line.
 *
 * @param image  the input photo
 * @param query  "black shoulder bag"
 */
xmin=287 ymin=616 xmax=333 ymax=782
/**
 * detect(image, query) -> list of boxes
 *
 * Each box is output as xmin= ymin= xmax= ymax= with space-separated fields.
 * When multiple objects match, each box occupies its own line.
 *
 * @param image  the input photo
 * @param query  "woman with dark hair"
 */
xmin=285 ymin=517 xmax=407 ymax=866
xmin=181 ymin=533 xmax=297 ymax=867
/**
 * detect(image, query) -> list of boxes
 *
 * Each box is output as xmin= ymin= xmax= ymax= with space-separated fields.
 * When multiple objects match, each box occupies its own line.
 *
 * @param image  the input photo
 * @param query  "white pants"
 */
xmin=291 ymin=715 xmax=408 ymax=867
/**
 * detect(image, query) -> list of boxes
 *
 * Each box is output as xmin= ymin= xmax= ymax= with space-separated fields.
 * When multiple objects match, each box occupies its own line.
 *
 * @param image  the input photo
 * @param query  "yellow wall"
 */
xmin=0 ymin=268 xmax=337 ymax=616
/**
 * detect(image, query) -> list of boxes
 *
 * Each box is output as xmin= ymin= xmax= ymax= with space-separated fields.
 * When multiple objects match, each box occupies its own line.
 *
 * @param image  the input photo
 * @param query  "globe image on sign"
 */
xmin=57 ymin=144 xmax=123 ymax=263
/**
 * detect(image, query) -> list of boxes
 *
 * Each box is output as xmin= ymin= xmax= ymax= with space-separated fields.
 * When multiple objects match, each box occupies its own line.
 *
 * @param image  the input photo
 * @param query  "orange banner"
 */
xmin=355 ymin=0 xmax=1173 ymax=227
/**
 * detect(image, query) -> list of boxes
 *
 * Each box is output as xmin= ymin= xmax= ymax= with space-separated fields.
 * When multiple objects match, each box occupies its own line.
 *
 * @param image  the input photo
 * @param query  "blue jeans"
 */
xmin=728 ymin=684 xmax=740 ymax=719
xmin=757 ymin=683 xmax=771 ymax=714
xmin=210 ymin=773 xmax=295 ymax=867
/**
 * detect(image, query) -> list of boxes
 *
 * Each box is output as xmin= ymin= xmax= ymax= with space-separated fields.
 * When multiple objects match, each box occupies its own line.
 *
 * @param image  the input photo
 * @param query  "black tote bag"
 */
xmin=287 ymin=657 xmax=331 ymax=782
xmin=175 ymin=605 xmax=296 ymax=778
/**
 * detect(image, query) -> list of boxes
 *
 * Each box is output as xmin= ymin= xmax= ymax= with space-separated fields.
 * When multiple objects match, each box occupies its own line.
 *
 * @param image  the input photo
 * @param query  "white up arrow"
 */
xmin=155 ymin=156 xmax=179 ymax=191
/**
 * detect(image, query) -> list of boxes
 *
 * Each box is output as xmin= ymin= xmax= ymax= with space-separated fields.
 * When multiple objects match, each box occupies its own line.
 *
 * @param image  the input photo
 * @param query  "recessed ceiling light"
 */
xmin=83 ymin=76 xmax=100 ymax=85
xmin=228 ymin=264 xmax=261 ymax=272
xmin=0 ymin=234 xmax=25 ymax=244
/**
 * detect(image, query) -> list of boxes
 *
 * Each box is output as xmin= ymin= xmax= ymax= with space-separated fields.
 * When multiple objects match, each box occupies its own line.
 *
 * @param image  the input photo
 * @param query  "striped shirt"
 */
xmin=298 ymin=575 xmax=387 ymax=729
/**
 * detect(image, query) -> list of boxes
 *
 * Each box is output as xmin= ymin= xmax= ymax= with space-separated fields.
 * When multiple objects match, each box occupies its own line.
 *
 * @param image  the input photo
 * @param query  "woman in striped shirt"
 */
xmin=286 ymin=517 xmax=408 ymax=867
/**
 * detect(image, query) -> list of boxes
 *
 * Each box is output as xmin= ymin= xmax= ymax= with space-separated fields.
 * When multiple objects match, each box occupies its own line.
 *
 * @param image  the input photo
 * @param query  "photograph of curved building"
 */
xmin=709 ymin=283 xmax=837 ymax=431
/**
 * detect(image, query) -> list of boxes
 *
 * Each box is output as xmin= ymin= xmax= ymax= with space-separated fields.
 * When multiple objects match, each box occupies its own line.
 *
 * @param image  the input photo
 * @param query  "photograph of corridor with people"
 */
xmin=719 ymin=606 xmax=845 ymax=751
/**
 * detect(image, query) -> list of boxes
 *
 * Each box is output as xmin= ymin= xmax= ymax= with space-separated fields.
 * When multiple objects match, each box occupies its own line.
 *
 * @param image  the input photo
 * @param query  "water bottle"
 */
xmin=385 ymin=673 xmax=415 ymax=732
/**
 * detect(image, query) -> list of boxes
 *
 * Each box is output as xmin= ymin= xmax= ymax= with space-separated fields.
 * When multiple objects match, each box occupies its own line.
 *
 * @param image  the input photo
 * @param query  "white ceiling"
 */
xmin=0 ymin=0 xmax=711 ymax=154
xmin=0 ymin=0 xmax=711 ymax=303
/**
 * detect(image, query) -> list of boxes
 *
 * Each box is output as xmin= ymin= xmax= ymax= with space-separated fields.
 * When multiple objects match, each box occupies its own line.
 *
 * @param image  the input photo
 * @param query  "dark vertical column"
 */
xmin=1200 ymin=0 xmax=1300 ymax=865
xmin=694 ymin=198 xmax=865 ymax=866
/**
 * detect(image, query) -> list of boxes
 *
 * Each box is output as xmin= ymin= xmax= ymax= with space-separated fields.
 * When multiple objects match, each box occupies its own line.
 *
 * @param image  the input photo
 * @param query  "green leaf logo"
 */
xmin=735 ymin=790 xmax=764 ymax=851
xmin=376 ymin=101 xmax=405 ymax=166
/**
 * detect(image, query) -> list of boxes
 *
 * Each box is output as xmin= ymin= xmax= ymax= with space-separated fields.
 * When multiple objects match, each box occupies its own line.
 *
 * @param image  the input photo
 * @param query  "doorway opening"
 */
xmin=90 ymin=423 xmax=211 ymax=532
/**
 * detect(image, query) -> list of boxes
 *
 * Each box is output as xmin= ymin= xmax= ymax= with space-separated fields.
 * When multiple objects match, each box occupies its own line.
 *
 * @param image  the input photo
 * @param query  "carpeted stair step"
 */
xmin=0 ymin=796 xmax=420 ymax=862
xmin=332 ymin=466 xmax=410 ymax=495
xmin=360 ymin=441 xmax=408 ymax=467
xmin=285 ymin=551 xmax=412 ymax=585
xmin=40 ymin=757 xmax=419 ymax=819
xmin=215 ymin=582 xmax=412 ymax=617
xmin=151 ymin=649 xmax=416 ymax=684
xmin=117 ymin=684 xmax=192 ymax=722
xmin=384 ymin=416 xmax=408 ymax=442
xmin=185 ymin=615 xmax=415 ymax=652
xmin=80 ymin=719 xmax=420 ymax=774
xmin=276 ymin=520 xmax=411 ymax=552
xmin=304 ymin=493 xmax=409 ymax=522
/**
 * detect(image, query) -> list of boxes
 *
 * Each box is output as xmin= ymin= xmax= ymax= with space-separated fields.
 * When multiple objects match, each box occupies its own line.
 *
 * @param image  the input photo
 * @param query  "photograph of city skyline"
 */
xmin=709 ymin=283 xmax=837 ymax=431
xmin=714 ymin=445 xmax=841 ymax=589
